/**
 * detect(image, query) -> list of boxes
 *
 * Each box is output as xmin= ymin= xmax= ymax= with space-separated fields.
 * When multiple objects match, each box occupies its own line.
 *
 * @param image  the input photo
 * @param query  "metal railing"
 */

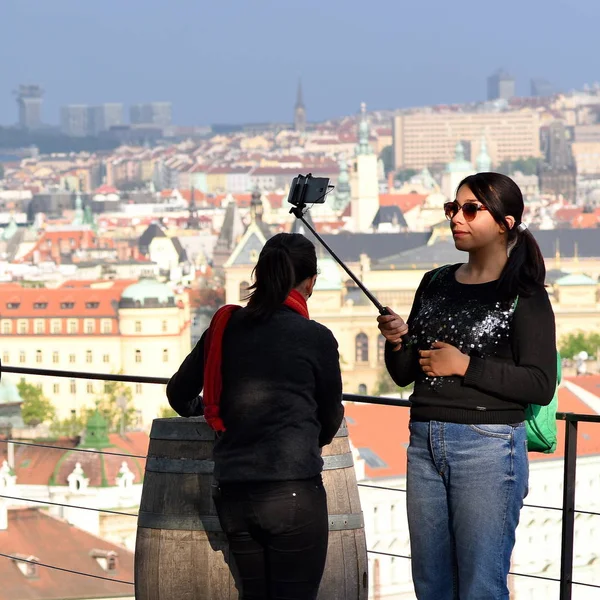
xmin=1 ymin=364 xmax=599 ymax=599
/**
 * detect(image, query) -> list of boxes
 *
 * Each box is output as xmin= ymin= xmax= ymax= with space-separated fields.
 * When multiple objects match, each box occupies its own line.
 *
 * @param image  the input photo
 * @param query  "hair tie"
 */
xmin=517 ymin=222 xmax=528 ymax=233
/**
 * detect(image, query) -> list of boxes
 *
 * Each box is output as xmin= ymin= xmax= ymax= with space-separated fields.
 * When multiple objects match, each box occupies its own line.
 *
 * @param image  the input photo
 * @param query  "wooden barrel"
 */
xmin=135 ymin=416 xmax=368 ymax=599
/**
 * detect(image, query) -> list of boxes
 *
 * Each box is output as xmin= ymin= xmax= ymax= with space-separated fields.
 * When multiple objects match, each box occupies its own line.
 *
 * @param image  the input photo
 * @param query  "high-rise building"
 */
xmin=392 ymin=109 xmax=541 ymax=169
xmin=14 ymin=84 xmax=44 ymax=130
xmin=487 ymin=69 xmax=516 ymax=101
xmin=130 ymin=102 xmax=172 ymax=127
xmin=89 ymin=103 xmax=123 ymax=135
xmin=530 ymin=78 xmax=554 ymax=98
xmin=294 ymin=80 xmax=306 ymax=133
xmin=60 ymin=105 xmax=90 ymax=137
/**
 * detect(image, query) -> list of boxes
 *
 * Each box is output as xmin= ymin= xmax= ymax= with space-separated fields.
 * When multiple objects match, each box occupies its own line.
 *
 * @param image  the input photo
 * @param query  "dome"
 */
xmin=446 ymin=141 xmax=474 ymax=173
xmin=120 ymin=279 xmax=176 ymax=308
xmin=315 ymin=256 xmax=342 ymax=291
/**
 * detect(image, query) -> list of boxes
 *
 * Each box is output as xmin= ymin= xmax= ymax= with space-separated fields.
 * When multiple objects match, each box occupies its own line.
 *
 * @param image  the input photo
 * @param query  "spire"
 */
xmin=476 ymin=132 xmax=492 ymax=172
xmin=294 ymin=79 xmax=306 ymax=133
xmin=333 ymin=154 xmax=351 ymax=212
xmin=356 ymin=102 xmax=373 ymax=155
xmin=455 ymin=141 xmax=466 ymax=162
xmin=73 ymin=192 xmax=84 ymax=226
xmin=187 ymin=186 xmax=199 ymax=229
xmin=78 ymin=407 xmax=111 ymax=449
xmin=295 ymin=79 xmax=305 ymax=109
xmin=250 ymin=186 xmax=264 ymax=223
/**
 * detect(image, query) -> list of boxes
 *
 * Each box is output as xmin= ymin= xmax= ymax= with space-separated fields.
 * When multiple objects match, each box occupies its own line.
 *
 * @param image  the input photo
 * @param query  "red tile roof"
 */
xmin=379 ymin=193 xmax=427 ymax=213
xmin=0 ymin=508 xmax=134 ymax=600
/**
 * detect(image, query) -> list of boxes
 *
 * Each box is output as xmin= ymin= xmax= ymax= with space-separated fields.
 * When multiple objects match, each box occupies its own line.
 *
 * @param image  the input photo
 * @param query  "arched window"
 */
xmin=239 ymin=281 xmax=250 ymax=302
xmin=377 ymin=335 xmax=386 ymax=363
xmin=358 ymin=383 xmax=367 ymax=395
xmin=355 ymin=333 xmax=369 ymax=363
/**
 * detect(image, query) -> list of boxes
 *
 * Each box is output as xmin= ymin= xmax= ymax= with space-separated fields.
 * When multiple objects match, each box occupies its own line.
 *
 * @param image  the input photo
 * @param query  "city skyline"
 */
xmin=1 ymin=0 xmax=599 ymax=126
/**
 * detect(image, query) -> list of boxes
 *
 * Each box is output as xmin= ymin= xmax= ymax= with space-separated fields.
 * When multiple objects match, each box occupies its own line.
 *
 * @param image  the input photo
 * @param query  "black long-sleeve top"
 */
xmin=166 ymin=305 xmax=344 ymax=483
xmin=385 ymin=264 xmax=557 ymax=424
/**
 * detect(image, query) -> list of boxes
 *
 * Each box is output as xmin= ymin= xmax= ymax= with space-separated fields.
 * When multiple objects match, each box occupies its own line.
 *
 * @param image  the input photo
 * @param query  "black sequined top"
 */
xmin=385 ymin=264 xmax=557 ymax=424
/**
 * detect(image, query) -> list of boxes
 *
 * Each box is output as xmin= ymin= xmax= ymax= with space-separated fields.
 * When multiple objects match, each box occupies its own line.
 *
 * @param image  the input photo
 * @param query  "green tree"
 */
xmin=18 ymin=382 xmax=56 ymax=427
xmin=559 ymin=331 xmax=600 ymax=360
xmin=93 ymin=380 xmax=137 ymax=433
xmin=497 ymin=157 xmax=539 ymax=176
xmin=159 ymin=405 xmax=179 ymax=419
xmin=49 ymin=412 xmax=86 ymax=438
xmin=379 ymin=145 xmax=395 ymax=176
xmin=372 ymin=368 xmax=413 ymax=398
xmin=394 ymin=168 xmax=418 ymax=183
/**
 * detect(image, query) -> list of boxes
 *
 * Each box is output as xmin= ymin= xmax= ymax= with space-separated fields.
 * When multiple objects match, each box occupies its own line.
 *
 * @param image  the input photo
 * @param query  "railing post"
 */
xmin=559 ymin=414 xmax=578 ymax=600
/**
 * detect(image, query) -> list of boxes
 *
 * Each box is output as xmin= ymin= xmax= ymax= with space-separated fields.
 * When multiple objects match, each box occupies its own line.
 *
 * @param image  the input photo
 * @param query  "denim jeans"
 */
xmin=213 ymin=475 xmax=329 ymax=600
xmin=407 ymin=420 xmax=529 ymax=600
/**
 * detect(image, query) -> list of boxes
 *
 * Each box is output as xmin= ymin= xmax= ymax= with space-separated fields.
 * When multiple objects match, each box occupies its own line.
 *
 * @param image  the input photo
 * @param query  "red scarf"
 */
xmin=203 ymin=289 xmax=310 ymax=432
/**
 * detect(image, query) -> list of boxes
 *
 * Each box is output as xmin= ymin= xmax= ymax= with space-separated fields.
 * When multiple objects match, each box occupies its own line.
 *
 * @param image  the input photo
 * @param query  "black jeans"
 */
xmin=213 ymin=475 xmax=329 ymax=600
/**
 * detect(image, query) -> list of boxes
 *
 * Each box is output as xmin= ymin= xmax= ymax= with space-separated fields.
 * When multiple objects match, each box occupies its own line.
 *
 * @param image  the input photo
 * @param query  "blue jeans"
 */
xmin=407 ymin=420 xmax=529 ymax=600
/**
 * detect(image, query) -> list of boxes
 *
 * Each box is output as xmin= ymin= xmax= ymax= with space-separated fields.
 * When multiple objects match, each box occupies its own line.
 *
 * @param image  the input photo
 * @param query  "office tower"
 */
xmin=130 ymin=102 xmax=172 ymax=127
xmin=60 ymin=105 xmax=90 ymax=137
xmin=487 ymin=69 xmax=516 ymax=101
xmin=90 ymin=103 xmax=124 ymax=134
xmin=14 ymin=84 xmax=44 ymax=130
xmin=531 ymin=78 xmax=554 ymax=98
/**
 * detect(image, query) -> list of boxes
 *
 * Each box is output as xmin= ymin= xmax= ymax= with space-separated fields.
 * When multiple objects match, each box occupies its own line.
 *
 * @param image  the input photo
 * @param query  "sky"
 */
xmin=0 ymin=0 xmax=598 ymax=127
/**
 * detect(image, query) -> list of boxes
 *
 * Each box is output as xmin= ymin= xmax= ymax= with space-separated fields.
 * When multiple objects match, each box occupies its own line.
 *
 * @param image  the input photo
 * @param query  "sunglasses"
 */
xmin=444 ymin=201 xmax=488 ymax=222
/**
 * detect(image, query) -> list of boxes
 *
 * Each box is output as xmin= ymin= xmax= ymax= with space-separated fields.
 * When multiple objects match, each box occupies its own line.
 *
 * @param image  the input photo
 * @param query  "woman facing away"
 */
xmin=166 ymin=232 xmax=344 ymax=600
xmin=378 ymin=172 xmax=557 ymax=600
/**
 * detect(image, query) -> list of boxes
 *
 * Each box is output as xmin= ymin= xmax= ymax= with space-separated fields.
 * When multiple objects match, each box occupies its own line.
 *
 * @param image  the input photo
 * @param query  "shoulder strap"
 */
xmin=426 ymin=265 xmax=451 ymax=289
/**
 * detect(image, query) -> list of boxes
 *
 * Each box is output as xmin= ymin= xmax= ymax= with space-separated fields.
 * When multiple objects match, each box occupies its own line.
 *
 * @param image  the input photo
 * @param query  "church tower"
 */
xmin=476 ymin=133 xmax=492 ymax=172
xmin=294 ymin=80 xmax=306 ymax=133
xmin=350 ymin=103 xmax=379 ymax=232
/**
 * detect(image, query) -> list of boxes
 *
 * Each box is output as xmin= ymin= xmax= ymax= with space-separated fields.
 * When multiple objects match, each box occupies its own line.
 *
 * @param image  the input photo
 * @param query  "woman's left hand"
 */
xmin=419 ymin=341 xmax=470 ymax=377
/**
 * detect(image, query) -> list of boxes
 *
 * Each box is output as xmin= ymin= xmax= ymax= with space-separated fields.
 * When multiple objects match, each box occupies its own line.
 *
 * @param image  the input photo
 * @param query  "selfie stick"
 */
xmin=288 ymin=174 xmax=389 ymax=316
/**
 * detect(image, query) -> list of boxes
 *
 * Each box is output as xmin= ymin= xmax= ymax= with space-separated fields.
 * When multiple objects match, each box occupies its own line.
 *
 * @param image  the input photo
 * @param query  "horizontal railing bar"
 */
xmin=0 ymin=493 xmax=138 ymax=517
xmin=1 ymin=365 xmax=169 ymax=385
xmin=0 ymin=551 xmax=134 ymax=585
xmin=0 ymin=438 xmax=146 ymax=460
xmin=573 ymin=508 xmax=600 ymax=517
xmin=572 ymin=580 xmax=600 ymax=589
xmin=367 ymin=550 xmax=411 ymax=560
xmin=358 ymin=483 xmax=406 ymax=493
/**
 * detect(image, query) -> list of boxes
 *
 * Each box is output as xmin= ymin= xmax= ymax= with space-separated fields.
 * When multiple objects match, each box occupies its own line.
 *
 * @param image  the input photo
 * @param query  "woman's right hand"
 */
xmin=377 ymin=308 xmax=409 ymax=352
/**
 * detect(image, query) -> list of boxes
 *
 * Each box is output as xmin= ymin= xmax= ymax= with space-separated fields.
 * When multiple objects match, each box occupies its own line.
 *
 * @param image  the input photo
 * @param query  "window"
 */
xmin=135 ymin=321 xmax=142 ymax=333
xmin=86 ymin=350 xmax=92 ymax=363
xmin=35 ymin=320 xmax=44 ymax=334
xmin=102 ymin=319 xmax=111 ymax=334
xmin=135 ymin=349 xmax=141 ymax=363
xmin=104 ymin=383 xmax=110 ymax=393
xmin=355 ymin=333 xmax=369 ymax=363
xmin=33 ymin=302 xmax=47 ymax=309
xmin=135 ymin=383 xmax=142 ymax=395
xmin=85 ymin=319 xmax=94 ymax=334
xmin=161 ymin=320 xmax=168 ymax=333
xmin=85 ymin=302 xmax=99 ymax=309
xmin=18 ymin=320 xmax=28 ymax=334
xmin=19 ymin=351 xmax=25 ymax=364
xmin=86 ymin=383 xmax=94 ymax=394
xmin=60 ymin=302 xmax=75 ymax=309
xmin=2 ymin=352 xmax=8 ymax=364
xmin=53 ymin=383 xmax=60 ymax=394
xmin=239 ymin=281 xmax=249 ymax=301
xmin=69 ymin=354 xmax=76 ymax=364
xmin=70 ymin=380 xmax=76 ymax=394
xmin=358 ymin=383 xmax=367 ymax=395
xmin=6 ymin=302 xmax=20 ymax=309
xmin=2 ymin=321 xmax=10 ymax=335
xmin=51 ymin=319 xmax=61 ymax=334
xmin=163 ymin=349 xmax=169 ymax=363
xmin=52 ymin=351 xmax=59 ymax=363
xmin=35 ymin=350 xmax=42 ymax=364
xmin=103 ymin=354 xmax=110 ymax=363
xmin=68 ymin=320 xmax=77 ymax=334
xmin=377 ymin=335 xmax=386 ymax=363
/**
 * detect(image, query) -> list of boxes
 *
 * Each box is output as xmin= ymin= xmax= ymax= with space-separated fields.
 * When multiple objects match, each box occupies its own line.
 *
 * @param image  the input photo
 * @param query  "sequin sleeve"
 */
xmin=463 ymin=287 xmax=557 ymax=406
xmin=384 ymin=271 xmax=435 ymax=388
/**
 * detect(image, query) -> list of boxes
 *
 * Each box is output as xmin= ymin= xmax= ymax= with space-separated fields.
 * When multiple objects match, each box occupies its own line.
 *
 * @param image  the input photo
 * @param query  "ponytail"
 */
xmin=245 ymin=233 xmax=317 ymax=320
xmin=498 ymin=227 xmax=546 ymax=298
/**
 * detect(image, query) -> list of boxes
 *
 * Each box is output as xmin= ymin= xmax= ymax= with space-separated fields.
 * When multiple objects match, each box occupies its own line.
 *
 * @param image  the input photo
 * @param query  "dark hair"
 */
xmin=457 ymin=172 xmax=545 ymax=298
xmin=245 ymin=233 xmax=317 ymax=319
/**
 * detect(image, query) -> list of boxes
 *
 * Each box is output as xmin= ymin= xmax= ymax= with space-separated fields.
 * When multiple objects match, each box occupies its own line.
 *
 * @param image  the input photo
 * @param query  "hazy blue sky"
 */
xmin=0 ymin=0 xmax=597 ymax=126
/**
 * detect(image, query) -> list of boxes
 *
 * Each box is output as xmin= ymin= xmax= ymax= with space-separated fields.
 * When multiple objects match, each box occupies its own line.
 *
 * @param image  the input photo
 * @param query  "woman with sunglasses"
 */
xmin=378 ymin=172 xmax=556 ymax=599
